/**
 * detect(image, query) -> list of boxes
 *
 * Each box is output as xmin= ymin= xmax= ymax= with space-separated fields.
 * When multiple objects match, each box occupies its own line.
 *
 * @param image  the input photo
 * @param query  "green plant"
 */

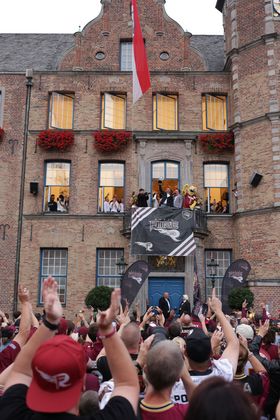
xmin=228 ymin=287 xmax=254 ymax=310
xmin=85 ymin=286 xmax=113 ymax=311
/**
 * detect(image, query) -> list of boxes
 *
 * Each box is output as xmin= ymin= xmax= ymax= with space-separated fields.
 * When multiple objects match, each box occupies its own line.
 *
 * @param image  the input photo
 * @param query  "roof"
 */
xmin=0 ymin=33 xmax=225 ymax=73
xmin=191 ymin=35 xmax=225 ymax=71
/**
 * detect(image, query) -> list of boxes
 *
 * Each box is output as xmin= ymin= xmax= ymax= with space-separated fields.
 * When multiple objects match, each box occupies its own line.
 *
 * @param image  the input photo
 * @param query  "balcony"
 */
xmin=120 ymin=208 xmax=209 ymax=238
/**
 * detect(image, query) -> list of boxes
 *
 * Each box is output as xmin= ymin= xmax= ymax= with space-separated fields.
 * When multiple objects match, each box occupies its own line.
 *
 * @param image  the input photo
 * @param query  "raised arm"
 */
xmin=97 ymin=289 xmax=139 ymax=414
xmin=210 ymin=288 xmax=239 ymax=374
xmin=5 ymin=276 xmax=62 ymax=390
xmin=12 ymin=286 xmax=32 ymax=348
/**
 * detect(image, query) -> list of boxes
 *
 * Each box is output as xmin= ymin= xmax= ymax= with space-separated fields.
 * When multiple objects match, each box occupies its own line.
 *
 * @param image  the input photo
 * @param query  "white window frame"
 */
xmin=49 ymin=92 xmax=74 ymax=130
xmin=97 ymin=249 xmax=124 ymax=288
xmin=40 ymin=249 xmax=68 ymax=304
xmin=204 ymin=163 xmax=229 ymax=214
xmin=102 ymin=93 xmax=126 ymax=130
xmin=205 ymin=249 xmax=231 ymax=299
xmin=120 ymin=41 xmax=133 ymax=71
xmin=154 ymin=93 xmax=178 ymax=131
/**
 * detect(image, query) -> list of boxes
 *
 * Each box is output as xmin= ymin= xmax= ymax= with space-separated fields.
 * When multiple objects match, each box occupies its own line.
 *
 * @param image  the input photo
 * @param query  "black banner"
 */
xmin=121 ymin=260 xmax=151 ymax=305
xmin=221 ymin=259 xmax=251 ymax=313
xmin=131 ymin=207 xmax=196 ymax=256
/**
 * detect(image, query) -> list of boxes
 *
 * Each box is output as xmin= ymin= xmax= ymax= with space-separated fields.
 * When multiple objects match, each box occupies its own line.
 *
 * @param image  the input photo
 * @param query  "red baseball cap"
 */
xmin=27 ymin=335 xmax=87 ymax=413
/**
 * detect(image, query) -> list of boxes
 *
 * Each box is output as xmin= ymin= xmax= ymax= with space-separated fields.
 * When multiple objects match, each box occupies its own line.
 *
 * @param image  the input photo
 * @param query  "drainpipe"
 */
xmin=14 ymin=69 xmax=33 ymax=311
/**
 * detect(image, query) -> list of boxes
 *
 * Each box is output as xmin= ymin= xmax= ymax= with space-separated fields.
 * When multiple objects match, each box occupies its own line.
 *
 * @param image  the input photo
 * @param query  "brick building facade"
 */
xmin=0 ymin=0 xmax=279 ymax=316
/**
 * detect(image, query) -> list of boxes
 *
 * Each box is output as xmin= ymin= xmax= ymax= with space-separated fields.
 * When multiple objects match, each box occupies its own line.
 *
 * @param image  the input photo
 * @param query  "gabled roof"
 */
xmin=0 ymin=33 xmax=225 ymax=73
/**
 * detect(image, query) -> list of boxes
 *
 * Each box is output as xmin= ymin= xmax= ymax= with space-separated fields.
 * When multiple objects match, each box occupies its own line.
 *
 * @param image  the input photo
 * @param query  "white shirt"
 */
xmin=171 ymin=358 xmax=234 ymax=404
xmin=104 ymin=201 xmax=110 ymax=213
xmin=110 ymin=201 xmax=120 ymax=213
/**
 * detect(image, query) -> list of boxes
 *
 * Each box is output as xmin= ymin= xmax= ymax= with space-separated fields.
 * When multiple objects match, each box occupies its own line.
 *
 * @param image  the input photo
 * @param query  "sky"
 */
xmin=1 ymin=0 xmax=223 ymax=35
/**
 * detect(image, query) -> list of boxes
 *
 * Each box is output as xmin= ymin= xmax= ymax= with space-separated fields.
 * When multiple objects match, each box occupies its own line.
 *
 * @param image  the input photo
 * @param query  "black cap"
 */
xmin=185 ymin=328 xmax=211 ymax=363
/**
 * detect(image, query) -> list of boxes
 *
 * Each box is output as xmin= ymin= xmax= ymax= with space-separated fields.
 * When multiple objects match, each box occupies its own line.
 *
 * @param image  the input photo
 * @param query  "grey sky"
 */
xmin=1 ymin=0 xmax=223 ymax=35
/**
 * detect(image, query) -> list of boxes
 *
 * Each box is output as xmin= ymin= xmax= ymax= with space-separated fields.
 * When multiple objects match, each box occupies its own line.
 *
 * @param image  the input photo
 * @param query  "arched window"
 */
xmin=151 ymin=161 xmax=180 ymax=204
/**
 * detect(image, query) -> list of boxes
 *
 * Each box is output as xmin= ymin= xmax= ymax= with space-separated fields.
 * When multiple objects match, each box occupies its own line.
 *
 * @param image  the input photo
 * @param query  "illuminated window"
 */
xmin=205 ymin=250 xmax=231 ymax=299
xmin=101 ymin=93 xmax=126 ymax=129
xmin=204 ymin=163 xmax=229 ymax=214
xmin=44 ymin=162 xmax=70 ymax=213
xmin=49 ymin=92 xmax=74 ymax=129
xmin=153 ymin=94 xmax=178 ymax=130
xmin=97 ymin=249 xmax=124 ymax=288
xmin=98 ymin=162 xmax=125 ymax=213
xmin=40 ymin=249 xmax=68 ymax=304
xmin=120 ymin=41 xmax=132 ymax=71
xmin=202 ymin=94 xmax=227 ymax=131
xmin=151 ymin=161 xmax=179 ymax=200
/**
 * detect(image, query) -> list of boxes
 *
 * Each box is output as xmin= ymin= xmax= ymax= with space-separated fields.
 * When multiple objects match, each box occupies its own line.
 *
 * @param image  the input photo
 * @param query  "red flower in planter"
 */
xmin=93 ymin=130 xmax=132 ymax=153
xmin=0 ymin=127 xmax=4 ymax=142
xmin=198 ymin=132 xmax=234 ymax=152
xmin=37 ymin=130 xmax=74 ymax=151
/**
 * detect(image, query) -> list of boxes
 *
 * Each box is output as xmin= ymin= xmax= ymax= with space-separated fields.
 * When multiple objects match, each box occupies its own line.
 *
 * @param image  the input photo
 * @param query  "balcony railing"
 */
xmin=121 ymin=208 xmax=208 ymax=237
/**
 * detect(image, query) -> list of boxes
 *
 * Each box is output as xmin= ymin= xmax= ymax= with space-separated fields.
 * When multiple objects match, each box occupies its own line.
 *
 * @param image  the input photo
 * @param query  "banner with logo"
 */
xmin=121 ymin=260 xmax=151 ymax=305
xmin=221 ymin=259 xmax=251 ymax=313
xmin=131 ymin=207 xmax=196 ymax=256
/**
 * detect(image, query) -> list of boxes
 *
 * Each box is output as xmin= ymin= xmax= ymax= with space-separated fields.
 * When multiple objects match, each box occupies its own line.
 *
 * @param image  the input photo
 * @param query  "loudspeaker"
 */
xmin=30 ymin=182 xmax=39 ymax=195
xmin=250 ymin=172 xmax=263 ymax=187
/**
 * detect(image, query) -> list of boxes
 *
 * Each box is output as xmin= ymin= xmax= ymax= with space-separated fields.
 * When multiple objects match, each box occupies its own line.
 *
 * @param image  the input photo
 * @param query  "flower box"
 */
xmin=37 ymin=130 xmax=74 ymax=151
xmin=198 ymin=132 xmax=234 ymax=152
xmin=93 ymin=130 xmax=132 ymax=153
xmin=0 ymin=127 xmax=4 ymax=142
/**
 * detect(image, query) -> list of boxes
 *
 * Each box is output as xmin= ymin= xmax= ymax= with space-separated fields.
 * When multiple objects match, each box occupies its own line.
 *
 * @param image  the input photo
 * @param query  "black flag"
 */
xmin=221 ymin=259 xmax=251 ymax=314
xmin=121 ymin=260 xmax=151 ymax=305
xmin=131 ymin=207 xmax=196 ymax=256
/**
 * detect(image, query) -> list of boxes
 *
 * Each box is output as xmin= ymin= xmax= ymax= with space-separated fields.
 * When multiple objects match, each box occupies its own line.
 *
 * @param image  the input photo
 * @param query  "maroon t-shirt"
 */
xmin=0 ymin=341 xmax=20 ymax=373
xmin=83 ymin=341 xmax=103 ymax=361
xmin=140 ymin=400 xmax=188 ymax=420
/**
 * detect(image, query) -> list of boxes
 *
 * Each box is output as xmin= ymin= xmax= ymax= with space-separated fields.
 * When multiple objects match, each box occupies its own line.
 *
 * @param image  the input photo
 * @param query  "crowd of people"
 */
xmin=103 ymin=194 xmax=124 ymax=213
xmin=0 ymin=278 xmax=279 ymax=419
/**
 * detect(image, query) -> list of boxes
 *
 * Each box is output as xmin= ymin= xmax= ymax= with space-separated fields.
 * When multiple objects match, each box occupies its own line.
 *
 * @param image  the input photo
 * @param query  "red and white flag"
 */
xmin=132 ymin=0 xmax=151 ymax=103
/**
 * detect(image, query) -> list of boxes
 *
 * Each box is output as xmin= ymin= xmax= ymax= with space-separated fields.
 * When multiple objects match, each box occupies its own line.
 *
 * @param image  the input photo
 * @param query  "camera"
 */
xmin=151 ymin=306 xmax=159 ymax=315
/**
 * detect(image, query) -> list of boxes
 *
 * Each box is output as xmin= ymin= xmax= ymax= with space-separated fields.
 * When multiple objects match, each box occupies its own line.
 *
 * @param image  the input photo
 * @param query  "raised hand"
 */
xmin=258 ymin=319 xmax=270 ymax=337
xmin=242 ymin=299 xmax=248 ymax=309
xmin=18 ymin=285 xmax=30 ymax=304
xmin=209 ymin=288 xmax=222 ymax=314
xmin=97 ymin=288 xmax=121 ymax=333
xmin=42 ymin=276 xmax=62 ymax=324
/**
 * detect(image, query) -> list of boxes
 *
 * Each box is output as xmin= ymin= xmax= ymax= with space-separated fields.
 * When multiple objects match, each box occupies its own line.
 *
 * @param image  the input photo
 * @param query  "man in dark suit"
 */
xmin=158 ymin=292 xmax=171 ymax=320
xmin=158 ymin=180 xmax=174 ymax=207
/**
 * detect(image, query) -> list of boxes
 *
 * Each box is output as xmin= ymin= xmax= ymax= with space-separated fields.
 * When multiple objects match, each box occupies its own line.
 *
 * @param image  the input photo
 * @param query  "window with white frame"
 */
xmin=153 ymin=94 xmax=178 ymax=130
xmin=205 ymin=250 xmax=231 ymax=299
xmin=120 ymin=41 xmax=132 ymax=71
xmin=151 ymin=161 xmax=180 ymax=201
xmin=44 ymin=162 xmax=70 ymax=212
xmin=49 ymin=92 xmax=74 ymax=129
xmin=40 ymin=249 xmax=68 ymax=304
xmin=98 ymin=162 xmax=125 ymax=213
xmin=97 ymin=249 xmax=124 ymax=288
xmin=101 ymin=93 xmax=126 ymax=129
xmin=202 ymin=94 xmax=227 ymax=131
xmin=204 ymin=163 xmax=229 ymax=214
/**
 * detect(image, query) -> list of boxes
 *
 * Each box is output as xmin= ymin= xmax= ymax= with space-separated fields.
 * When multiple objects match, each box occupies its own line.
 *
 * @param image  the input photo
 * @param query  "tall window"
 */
xmin=40 ymin=249 xmax=68 ymax=304
xmin=153 ymin=94 xmax=178 ymax=130
xmin=49 ymin=92 xmax=74 ymax=129
xmin=202 ymin=94 xmax=227 ymax=131
xmin=101 ymin=93 xmax=126 ymax=130
xmin=151 ymin=161 xmax=179 ymax=198
xmin=98 ymin=162 xmax=125 ymax=213
xmin=44 ymin=162 xmax=70 ymax=212
xmin=204 ymin=163 xmax=229 ymax=214
xmin=205 ymin=250 xmax=231 ymax=299
xmin=97 ymin=249 xmax=124 ymax=288
xmin=120 ymin=41 xmax=132 ymax=71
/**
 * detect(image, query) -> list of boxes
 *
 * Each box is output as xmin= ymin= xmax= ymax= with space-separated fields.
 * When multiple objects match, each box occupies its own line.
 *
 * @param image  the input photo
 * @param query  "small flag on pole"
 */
xmin=132 ymin=0 xmax=151 ymax=103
